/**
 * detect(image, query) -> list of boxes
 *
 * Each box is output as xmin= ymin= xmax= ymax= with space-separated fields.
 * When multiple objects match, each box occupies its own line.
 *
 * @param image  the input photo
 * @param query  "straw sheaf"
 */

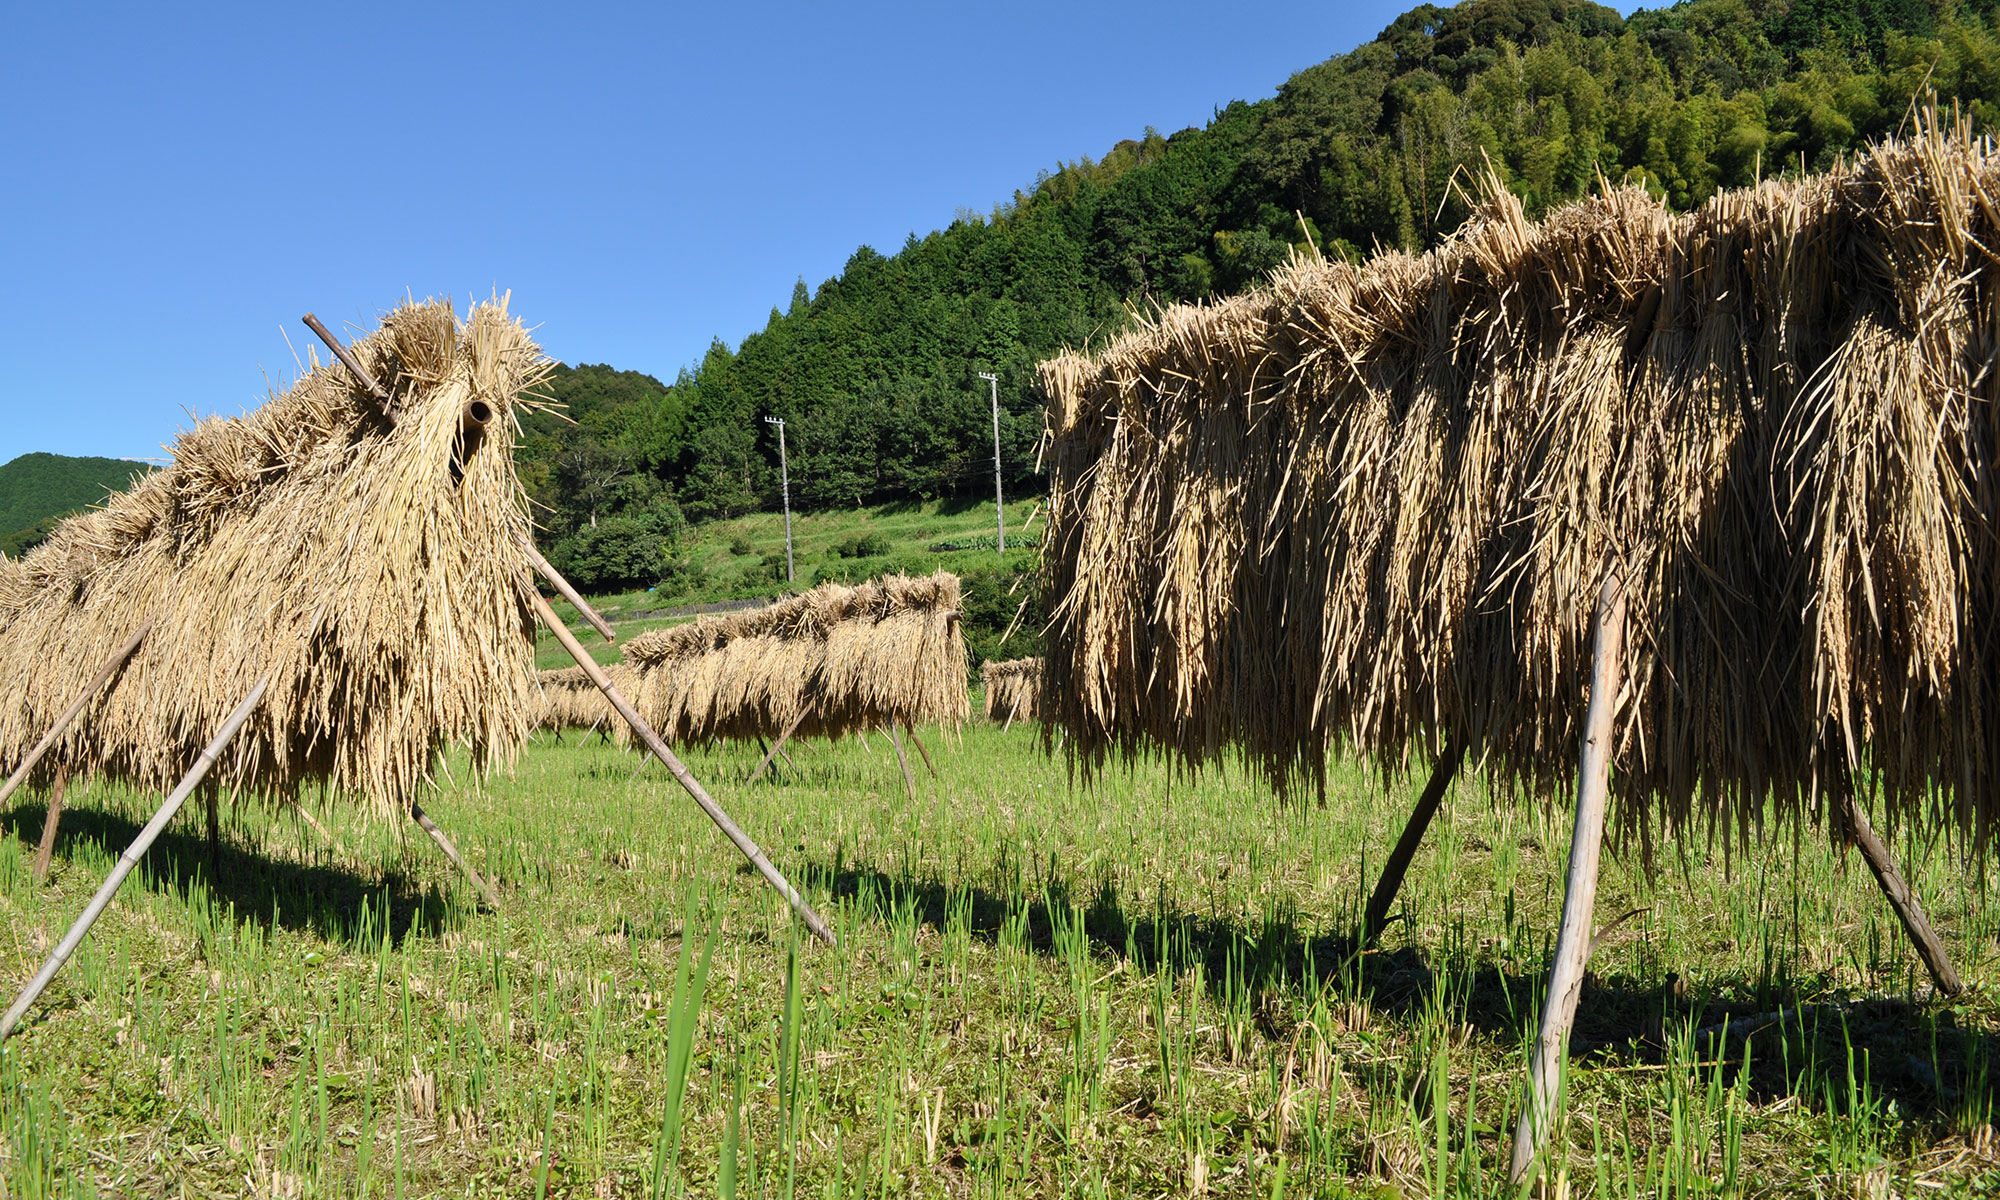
xmin=620 ymin=572 xmax=969 ymax=742
xmin=0 ymin=298 xmax=549 ymax=813
xmin=980 ymin=657 xmax=1042 ymax=724
xmin=1040 ymin=117 xmax=2000 ymax=852
xmin=534 ymin=666 xmax=630 ymax=735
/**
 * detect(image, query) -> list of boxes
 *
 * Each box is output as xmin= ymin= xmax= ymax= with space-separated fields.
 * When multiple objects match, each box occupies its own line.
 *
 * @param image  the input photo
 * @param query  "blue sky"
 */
xmin=8 ymin=1 xmax=1465 ymax=463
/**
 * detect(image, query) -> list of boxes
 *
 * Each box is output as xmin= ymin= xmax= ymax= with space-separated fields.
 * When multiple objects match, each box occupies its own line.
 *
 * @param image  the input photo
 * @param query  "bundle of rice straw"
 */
xmin=621 ymin=572 xmax=968 ymax=742
xmin=1040 ymin=114 xmax=2000 ymax=854
xmin=535 ymin=665 xmax=627 ymax=735
xmin=981 ymin=658 xmax=1042 ymax=724
xmin=0 ymin=298 xmax=547 ymax=813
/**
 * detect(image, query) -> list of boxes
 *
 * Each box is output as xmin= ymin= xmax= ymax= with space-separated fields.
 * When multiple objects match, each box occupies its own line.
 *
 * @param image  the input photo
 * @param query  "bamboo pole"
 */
xmin=1510 ymin=570 xmax=1626 ymax=1184
xmin=518 ymin=535 xmax=617 ymax=643
xmin=1362 ymin=738 xmax=1465 ymax=946
xmin=887 ymin=724 xmax=916 ymax=800
xmin=1832 ymin=775 xmax=1964 ymax=995
xmin=0 ymin=619 xmax=154 ymax=811
xmin=902 ymin=721 xmax=939 ymax=780
xmin=2 ymin=670 xmax=272 ymax=1041
xmin=31 ymin=764 xmax=69 ymax=884
xmin=749 ymin=712 xmax=808 ymax=785
xmin=411 ymin=804 xmax=503 ymax=913
xmin=289 ymin=800 xmax=336 ymax=846
xmin=303 ymin=313 xmax=399 ymax=425
xmin=1002 ymin=694 xmax=1023 ymax=734
xmin=528 ymin=589 xmax=837 ymax=946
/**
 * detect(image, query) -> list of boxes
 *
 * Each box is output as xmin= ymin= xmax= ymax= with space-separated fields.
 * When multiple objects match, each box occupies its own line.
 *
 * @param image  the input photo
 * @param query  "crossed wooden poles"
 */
xmin=1353 ymin=568 xmax=1965 ymax=1182
xmin=745 ymin=713 xmax=938 ymax=801
xmin=0 ymin=316 xmax=835 ymax=1042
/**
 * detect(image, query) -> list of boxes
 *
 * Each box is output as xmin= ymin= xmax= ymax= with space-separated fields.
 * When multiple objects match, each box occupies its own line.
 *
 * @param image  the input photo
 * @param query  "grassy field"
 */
xmin=537 ymin=497 xmax=1043 ymax=670
xmin=3 ymin=723 xmax=1999 ymax=1197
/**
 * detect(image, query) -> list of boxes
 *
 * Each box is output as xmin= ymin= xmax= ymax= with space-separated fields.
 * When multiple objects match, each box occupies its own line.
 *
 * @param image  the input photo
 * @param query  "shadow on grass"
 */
xmin=802 ymin=855 xmax=2000 ymax=1125
xmin=1 ymin=800 xmax=456 ymax=949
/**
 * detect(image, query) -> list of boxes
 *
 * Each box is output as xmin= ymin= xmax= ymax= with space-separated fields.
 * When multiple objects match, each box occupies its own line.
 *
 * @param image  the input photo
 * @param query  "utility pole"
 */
xmin=977 ymin=372 xmax=1004 ymax=554
xmin=763 ymin=415 xmax=794 ymax=584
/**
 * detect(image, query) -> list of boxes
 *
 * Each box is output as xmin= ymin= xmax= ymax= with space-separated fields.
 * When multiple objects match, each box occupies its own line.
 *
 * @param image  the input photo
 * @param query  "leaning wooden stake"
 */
xmin=411 ymin=804 xmax=504 ymax=913
xmin=0 ymin=619 xmax=154 ymax=811
xmin=748 ymin=712 xmax=809 ymax=785
xmin=288 ymin=800 xmax=337 ymax=847
xmin=1510 ymin=569 xmax=1626 ymax=1184
xmin=1831 ymin=772 xmax=1965 ymax=995
xmin=2 ymin=670 xmax=272 ymax=1040
xmin=902 ymin=721 xmax=939 ymax=780
xmin=516 ymin=534 xmax=617 ymax=642
xmin=529 ymin=589 xmax=837 ymax=946
xmin=303 ymin=313 xmax=400 ymax=425
xmin=887 ymin=724 xmax=917 ymax=800
xmin=31 ymin=764 xmax=69 ymax=884
xmin=1362 ymin=738 xmax=1466 ymax=946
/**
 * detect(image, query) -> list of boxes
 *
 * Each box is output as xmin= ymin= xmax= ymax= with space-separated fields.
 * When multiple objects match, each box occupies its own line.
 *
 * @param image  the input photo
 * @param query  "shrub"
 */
xmin=547 ymin=500 xmax=698 ymax=594
xmin=728 ymin=535 xmax=755 ymax=557
xmin=831 ymin=531 xmax=892 ymax=558
xmin=757 ymin=553 xmax=793 ymax=585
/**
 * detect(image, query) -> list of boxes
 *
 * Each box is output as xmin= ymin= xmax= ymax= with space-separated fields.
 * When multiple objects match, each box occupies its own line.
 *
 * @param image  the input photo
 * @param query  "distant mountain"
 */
xmin=0 ymin=452 xmax=153 ymax=556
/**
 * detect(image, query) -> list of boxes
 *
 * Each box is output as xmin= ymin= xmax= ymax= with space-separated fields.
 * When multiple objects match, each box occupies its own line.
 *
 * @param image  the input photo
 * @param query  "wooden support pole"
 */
xmin=0 ymin=619 xmax=153 ymax=811
xmin=1362 ymin=738 xmax=1466 ymax=946
xmin=1510 ymin=570 xmax=1626 ymax=1184
xmin=528 ymin=589 xmax=837 ymax=946
xmin=748 ymin=712 xmax=808 ymax=785
xmin=1002 ymin=695 xmax=1023 ymax=734
xmin=517 ymin=535 xmax=617 ymax=643
xmin=887 ymin=724 xmax=917 ymax=801
xmin=289 ymin=800 xmax=336 ymax=846
xmin=2 ymin=670 xmax=272 ymax=1041
xmin=411 ymin=804 xmax=503 ymax=913
xmin=302 ymin=313 xmax=399 ymax=424
xmin=1831 ymin=774 xmax=1965 ymax=996
xmin=31 ymin=764 xmax=69 ymax=884
xmin=902 ymin=721 xmax=939 ymax=780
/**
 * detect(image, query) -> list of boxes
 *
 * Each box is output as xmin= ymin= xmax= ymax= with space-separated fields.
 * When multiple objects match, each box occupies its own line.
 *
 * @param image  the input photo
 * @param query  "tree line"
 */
xmin=518 ymin=0 xmax=2000 ymax=588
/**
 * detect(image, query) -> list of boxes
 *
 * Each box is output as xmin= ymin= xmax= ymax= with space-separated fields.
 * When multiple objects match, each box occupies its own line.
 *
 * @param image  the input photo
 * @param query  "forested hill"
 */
xmin=0 ymin=453 xmax=153 ymax=557
xmin=521 ymin=0 xmax=2000 ymax=575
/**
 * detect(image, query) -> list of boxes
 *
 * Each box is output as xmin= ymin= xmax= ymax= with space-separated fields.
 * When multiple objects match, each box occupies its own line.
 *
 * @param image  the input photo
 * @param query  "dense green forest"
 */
xmin=0 ymin=453 xmax=152 ymax=558
xmin=520 ymin=0 xmax=2000 ymax=587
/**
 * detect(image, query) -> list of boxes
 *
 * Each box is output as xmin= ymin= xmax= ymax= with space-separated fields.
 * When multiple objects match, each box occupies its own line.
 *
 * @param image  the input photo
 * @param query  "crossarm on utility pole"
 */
xmin=528 ymin=589 xmax=836 ymax=946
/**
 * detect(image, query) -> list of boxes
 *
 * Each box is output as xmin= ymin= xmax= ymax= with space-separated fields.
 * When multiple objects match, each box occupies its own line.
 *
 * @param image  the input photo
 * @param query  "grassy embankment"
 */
xmin=3 ymin=723 xmax=1998 ymax=1196
xmin=536 ymin=496 xmax=1043 ymax=670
